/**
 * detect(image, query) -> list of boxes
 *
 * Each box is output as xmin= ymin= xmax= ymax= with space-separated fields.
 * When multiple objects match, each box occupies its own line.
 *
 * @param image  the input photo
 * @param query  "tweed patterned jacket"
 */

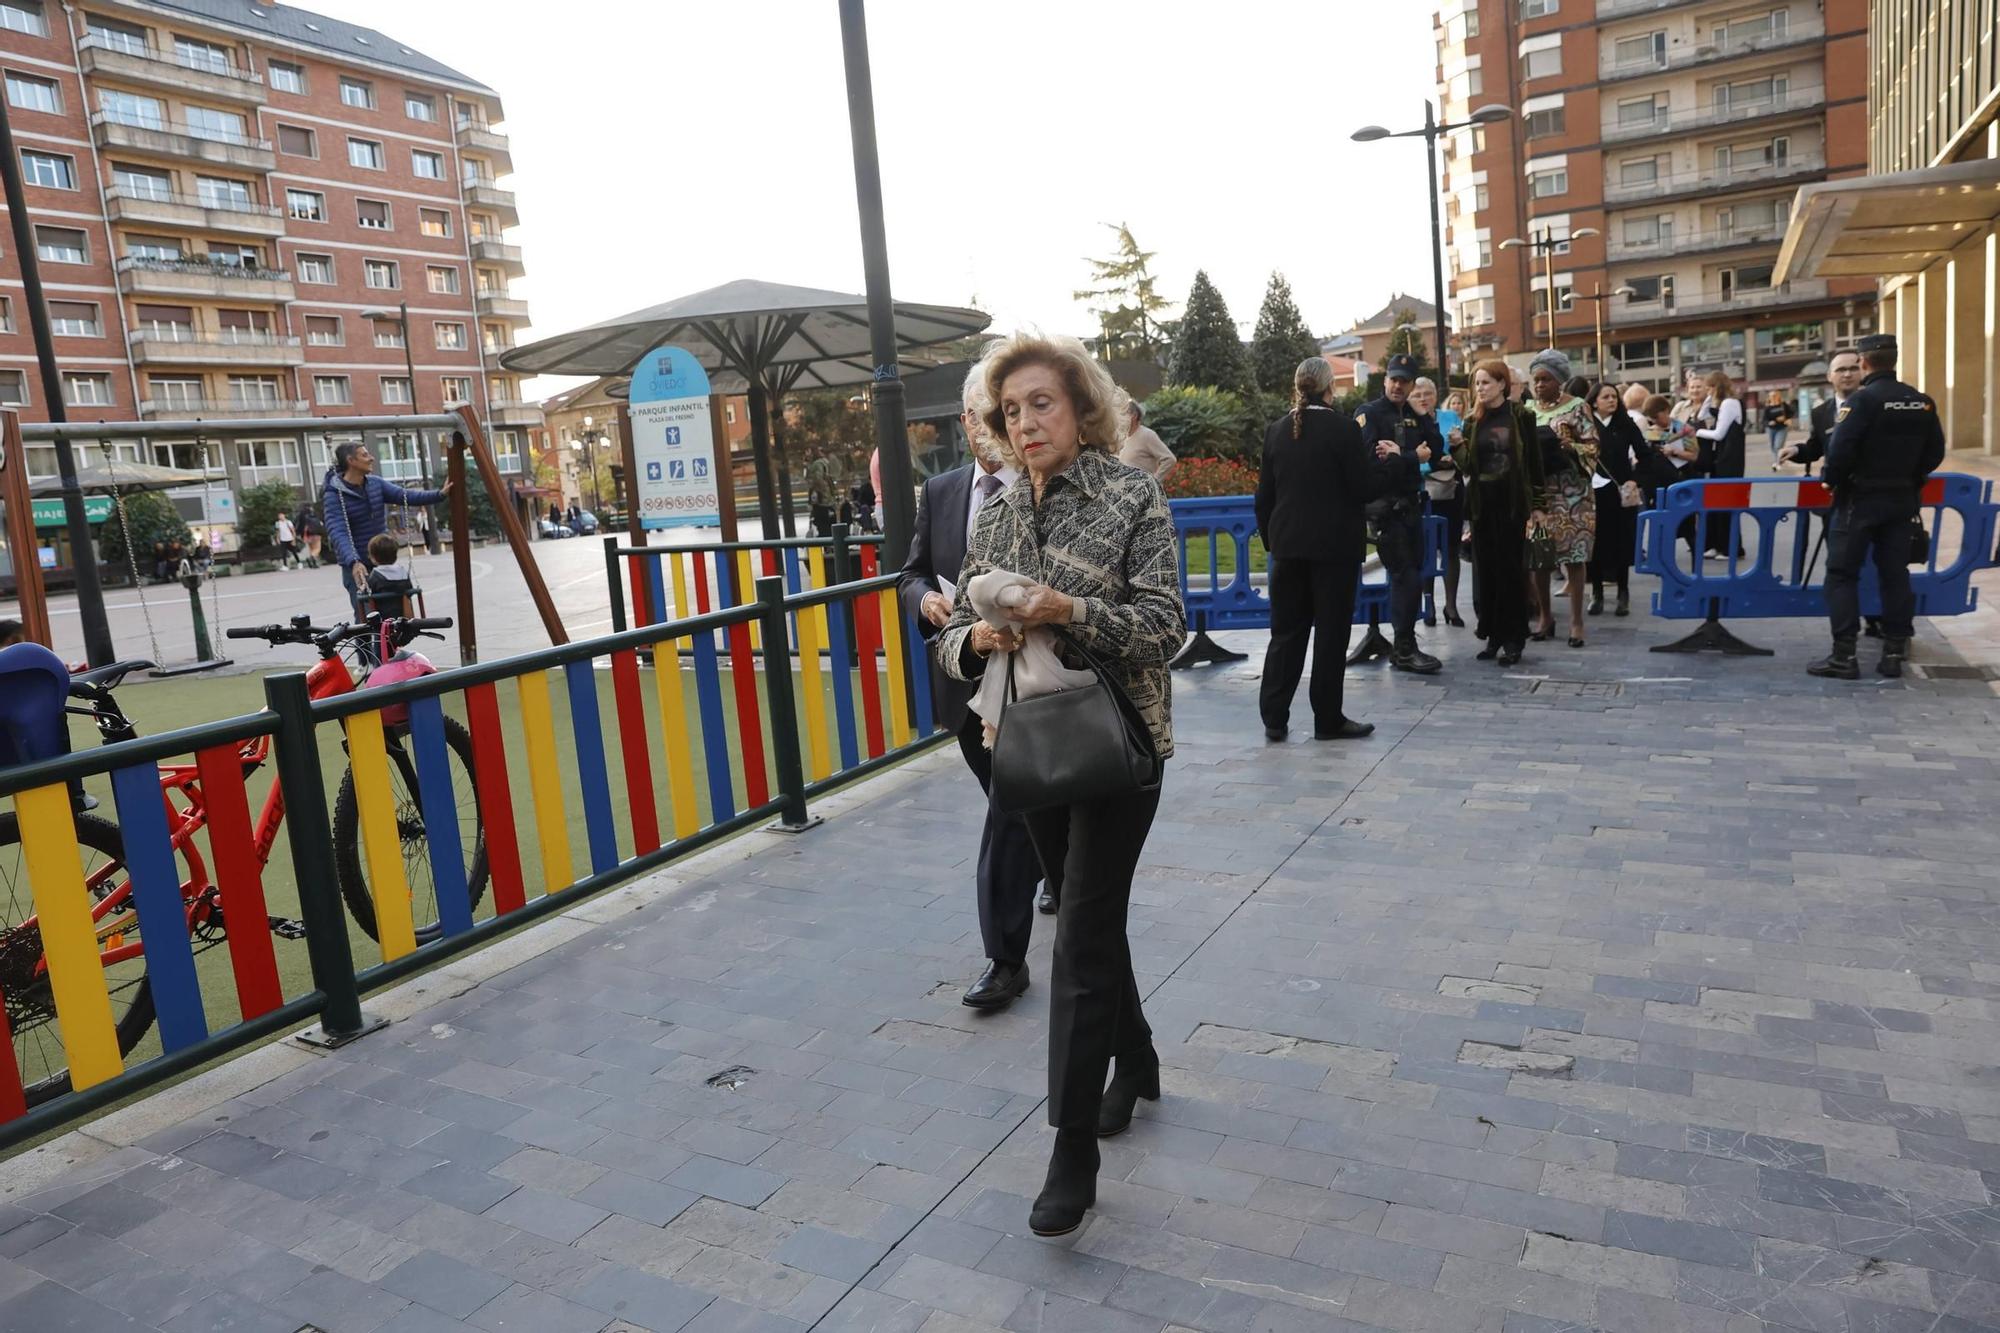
xmin=938 ymin=446 xmax=1187 ymax=759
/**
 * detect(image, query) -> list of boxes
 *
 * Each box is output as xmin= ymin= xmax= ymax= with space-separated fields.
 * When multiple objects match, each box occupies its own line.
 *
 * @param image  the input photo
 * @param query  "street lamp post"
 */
xmin=1497 ymin=224 xmax=1599 ymax=349
xmin=364 ymin=301 xmax=440 ymax=553
xmin=1575 ymin=284 xmax=1638 ymax=381
xmin=575 ymin=414 xmax=603 ymax=516
xmin=1352 ymin=101 xmax=1513 ymax=386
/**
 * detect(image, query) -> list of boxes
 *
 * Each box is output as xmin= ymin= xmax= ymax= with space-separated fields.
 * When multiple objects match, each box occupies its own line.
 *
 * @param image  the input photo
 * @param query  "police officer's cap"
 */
xmin=1856 ymin=333 xmax=1897 ymax=354
xmin=1384 ymin=354 xmax=1420 ymax=381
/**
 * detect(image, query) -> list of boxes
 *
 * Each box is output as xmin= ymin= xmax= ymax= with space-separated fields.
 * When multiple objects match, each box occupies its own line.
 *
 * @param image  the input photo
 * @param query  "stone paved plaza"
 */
xmin=2 ymin=588 xmax=1998 ymax=1332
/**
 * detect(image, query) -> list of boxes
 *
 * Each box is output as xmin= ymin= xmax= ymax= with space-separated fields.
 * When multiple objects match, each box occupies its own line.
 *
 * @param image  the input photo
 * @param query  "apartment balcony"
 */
xmin=116 ymin=256 xmax=295 ymax=303
xmin=90 ymin=114 xmax=276 ymax=172
xmin=1607 ymin=278 xmax=1831 ymax=326
xmin=138 ymin=397 xmax=312 ymax=419
xmin=104 ymin=187 xmax=286 ymax=239
xmin=482 ymin=345 xmax=516 ymax=372
xmin=1597 ymin=0 xmax=1709 ymax=17
xmin=128 ymin=330 xmax=305 ymax=368
xmin=476 ymin=293 xmax=530 ymax=321
xmin=1601 ymin=18 xmax=1825 ymax=83
xmin=486 ymin=398 xmax=542 ymax=428
xmin=1605 ymin=222 xmax=1788 ymax=261
xmin=470 ymin=237 xmax=525 ymax=276
xmin=461 ymin=181 xmax=519 ymax=227
xmin=78 ymin=34 xmax=266 ymax=106
xmin=1600 ymin=85 xmax=1826 ymax=146
xmin=1603 ymin=152 xmax=1825 ymax=206
xmin=457 ymin=125 xmax=513 ymax=175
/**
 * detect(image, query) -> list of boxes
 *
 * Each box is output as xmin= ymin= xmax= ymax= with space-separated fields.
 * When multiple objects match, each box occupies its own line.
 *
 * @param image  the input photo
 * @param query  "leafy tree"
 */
xmin=1167 ymin=271 xmax=1250 ymax=394
xmin=1250 ymin=272 xmax=1321 ymax=394
xmin=1144 ymin=385 xmax=1270 ymax=466
xmin=462 ymin=473 xmax=502 ymax=539
xmin=236 ymin=479 xmax=303 ymax=555
xmin=99 ymin=490 xmax=190 ymax=577
xmin=1384 ymin=306 xmax=1431 ymax=369
xmin=1074 ymin=223 xmax=1174 ymax=360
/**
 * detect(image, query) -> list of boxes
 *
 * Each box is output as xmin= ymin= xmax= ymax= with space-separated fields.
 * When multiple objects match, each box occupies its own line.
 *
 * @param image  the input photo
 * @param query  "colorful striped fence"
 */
xmin=0 ymin=563 xmax=946 ymax=1151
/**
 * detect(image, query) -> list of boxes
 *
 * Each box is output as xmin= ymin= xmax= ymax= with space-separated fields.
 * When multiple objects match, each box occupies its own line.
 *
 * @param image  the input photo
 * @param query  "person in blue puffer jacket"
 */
xmin=321 ymin=441 xmax=451 ymax=615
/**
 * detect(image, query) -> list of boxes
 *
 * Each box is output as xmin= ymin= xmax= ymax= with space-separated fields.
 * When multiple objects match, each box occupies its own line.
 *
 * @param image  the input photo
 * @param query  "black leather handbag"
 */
xmin=990 ymin=627 xmax=1161 ymax=816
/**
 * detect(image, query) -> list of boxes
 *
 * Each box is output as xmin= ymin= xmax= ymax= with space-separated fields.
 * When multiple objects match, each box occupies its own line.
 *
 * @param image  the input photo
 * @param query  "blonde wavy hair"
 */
xmin=976 ymin=330 xmax=1126 ymax=471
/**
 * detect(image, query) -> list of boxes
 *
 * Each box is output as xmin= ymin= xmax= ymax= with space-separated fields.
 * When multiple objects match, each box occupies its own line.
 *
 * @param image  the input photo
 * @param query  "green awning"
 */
xmin=30 ymin=496 xmax=114 ymax=529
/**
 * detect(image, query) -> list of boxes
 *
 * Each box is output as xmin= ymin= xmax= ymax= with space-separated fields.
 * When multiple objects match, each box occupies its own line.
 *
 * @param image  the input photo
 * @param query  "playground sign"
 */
xmin=630 ymin=344 xmax=721 ymax=529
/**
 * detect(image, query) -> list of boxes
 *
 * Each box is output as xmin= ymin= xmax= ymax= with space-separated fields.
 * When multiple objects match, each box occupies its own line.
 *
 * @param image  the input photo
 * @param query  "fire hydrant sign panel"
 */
xmin=630 ymin=344 xmax=721 ymax=529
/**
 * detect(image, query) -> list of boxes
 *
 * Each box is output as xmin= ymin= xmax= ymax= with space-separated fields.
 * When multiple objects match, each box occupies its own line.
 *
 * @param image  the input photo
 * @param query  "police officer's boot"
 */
xmin=1806 ymin=639 xmax=1861 ymax=680
xmin=1877 ymin=637 xmax=1908 ymax=679
xmin=1391 ymin=635 xmax=1442 ymax=675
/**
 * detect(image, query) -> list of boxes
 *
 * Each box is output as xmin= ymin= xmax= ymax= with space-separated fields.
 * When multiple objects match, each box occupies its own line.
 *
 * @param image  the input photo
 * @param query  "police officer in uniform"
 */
xmin=1355 ymin=353 xmax=1443 ymax=673
xmin=1808 ymin=333 xmax=1945 ymax=680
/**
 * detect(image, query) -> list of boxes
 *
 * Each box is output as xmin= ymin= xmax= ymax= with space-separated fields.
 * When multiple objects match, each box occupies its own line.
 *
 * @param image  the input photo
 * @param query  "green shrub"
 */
xmin=99 ymin=491 xmax=191 ymax=576
xmin=236 ymin=479 xmax=303 ymax=555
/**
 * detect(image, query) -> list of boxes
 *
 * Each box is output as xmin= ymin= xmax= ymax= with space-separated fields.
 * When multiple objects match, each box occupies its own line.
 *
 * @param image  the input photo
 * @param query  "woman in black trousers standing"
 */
xmin=937 ymin=331 xmax=1186 ymax=1239
xmin=1586 ymin=381 xmax=1649 ymax=617
xmin=1450 ymin=360 xmax=1543 ymax=665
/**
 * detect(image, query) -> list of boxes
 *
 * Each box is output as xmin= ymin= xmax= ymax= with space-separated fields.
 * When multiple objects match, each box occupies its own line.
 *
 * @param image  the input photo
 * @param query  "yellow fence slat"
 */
xmin=880 ymin=587 xmax=913 ymax=747
xmin=517 ymin=670 xmax=576 ymax=892
xmin=345 ymin=710 xmax=419 ymax=961
xmin=652 ymin=635 xmax=700 ymax=840
xmin=670 ymin=551 xmax=690 ymax=623
xmin=736 ymin=550 xmax=760 ymax=649
xmin=806 ymin=545 xmax=826 ymax=591
xmin=796 ymin=602 xmax=831 ymax=781
xmin=15 ymin=784 xmax=123 ymax=1091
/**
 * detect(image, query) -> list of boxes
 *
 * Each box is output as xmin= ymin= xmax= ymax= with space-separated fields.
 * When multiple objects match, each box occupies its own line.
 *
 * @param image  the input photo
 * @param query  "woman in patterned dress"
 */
xmin=1523 ymin=349 xmax=1599 ymax=648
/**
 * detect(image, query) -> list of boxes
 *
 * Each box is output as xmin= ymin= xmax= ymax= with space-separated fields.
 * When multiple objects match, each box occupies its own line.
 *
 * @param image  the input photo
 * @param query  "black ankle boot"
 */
xmin=1030 ymin=1131 xmax=1098 ymax=1237
xmin=1097 ymin=1047 xmax=1161 ymax=1137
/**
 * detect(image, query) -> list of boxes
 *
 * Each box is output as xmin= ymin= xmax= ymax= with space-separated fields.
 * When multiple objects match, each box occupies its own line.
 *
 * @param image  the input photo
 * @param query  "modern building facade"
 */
xmin=1777 ymin=0 xmax=2000 ymax=455
xmin=0 ymin=0 xmax=539 ymax=551
xmin=1436 ymin=0 xmax=1878 ymax=396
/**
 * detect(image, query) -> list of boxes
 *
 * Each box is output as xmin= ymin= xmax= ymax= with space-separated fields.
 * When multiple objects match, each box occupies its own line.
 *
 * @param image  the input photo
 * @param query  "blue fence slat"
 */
xmin=647 ymin=553 xmax=668 ymax=624
xmin=824 ymin=596 xmax=860 ymax=769
xmin=405 ymin=696 xmax=473 ymax=937
xmin=107 ymin=763 xmax=207 ymax=1052
xmin=561 ymin=660 xmax=620 ymax=876
xmin=690 ymin=628 xmax=735 ymax=820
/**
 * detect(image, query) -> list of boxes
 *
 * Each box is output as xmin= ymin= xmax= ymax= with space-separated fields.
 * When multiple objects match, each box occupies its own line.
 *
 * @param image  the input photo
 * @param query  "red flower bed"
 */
xmin=1163 ymin=455 xmax=1258 ymax=499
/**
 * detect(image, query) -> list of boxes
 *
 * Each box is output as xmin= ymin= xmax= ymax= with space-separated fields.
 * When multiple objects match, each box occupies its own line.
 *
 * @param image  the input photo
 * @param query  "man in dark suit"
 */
xmin=1255 ymin=357 xmax=1393 ymax=741
xmin=899 ymin=401 xmax=1044 ymax=1010
xmin=1781 ymin=348 xmax=1879 ymax=635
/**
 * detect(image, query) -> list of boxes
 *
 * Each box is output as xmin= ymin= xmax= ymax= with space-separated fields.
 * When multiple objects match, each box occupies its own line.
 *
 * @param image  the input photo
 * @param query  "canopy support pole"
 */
xmin=745 ymin=381 xmax=781 ymax=538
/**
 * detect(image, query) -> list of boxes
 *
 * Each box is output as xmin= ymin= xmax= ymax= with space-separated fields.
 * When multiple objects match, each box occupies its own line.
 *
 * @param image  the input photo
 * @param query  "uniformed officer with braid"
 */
xmin=1355 ymin=353 xmax=1443 ymax=674
xmin=1808 ymin=333 xmax=1945 ymax=681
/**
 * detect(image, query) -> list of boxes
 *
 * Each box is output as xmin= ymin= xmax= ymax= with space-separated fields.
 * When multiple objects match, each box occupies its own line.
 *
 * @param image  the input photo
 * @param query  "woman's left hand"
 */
xmin=1012 ymin=583 xmax=1076 ymax=627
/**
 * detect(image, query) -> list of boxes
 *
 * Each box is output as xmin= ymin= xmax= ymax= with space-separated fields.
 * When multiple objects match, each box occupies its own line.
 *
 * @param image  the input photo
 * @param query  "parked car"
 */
xmin=570 ymin=509 xmax=600 ymax=536
xmin=537 ymin=517 xmax=573 ymax=540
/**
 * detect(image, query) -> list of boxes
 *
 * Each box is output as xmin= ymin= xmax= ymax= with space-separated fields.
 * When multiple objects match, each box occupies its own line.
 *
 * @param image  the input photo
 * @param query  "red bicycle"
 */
xmin=0 ymin=613 xmax=487 ymax=1106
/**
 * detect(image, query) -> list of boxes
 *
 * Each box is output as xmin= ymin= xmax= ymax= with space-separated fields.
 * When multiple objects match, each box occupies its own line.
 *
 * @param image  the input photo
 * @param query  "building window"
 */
xmin=268 ymin=60 xmax=304 ymax=94
xmin=357 ymin=198 xmax=391 ymax=230
xmin=64 ymin=372 xmax=113 ymax=406
xmin=1716 ymin=9 xmax=1787 ymax=49
xmin=404 ymin=92 xmax=436 ymax=121
xmin=0 ymin=369 xmax=27 ymax=405
xmin=1717 ymin=74 xmax=1786 ymax=114
xmin=380 ymin=376 xmax=413 ymax=406
xmin=1755 ymin=322 xmax=1823 ymax=358
xmin=229 ymin=375 xmax=281 ymax=408
xmin=440 ymin=376 xmax=472 ymax=404
xmin=1612 ymin=337 xmax=1671 ymax=370
xmin=236 ymin=438 xmax=300 ymax=485
xmin=0 ymin=296 xmax=15 ymax=332
xmin=216 ymin=308 xmax=271 ymax=342
xmin=1679 ymin=330 xmax=1744 ymax=365
xmin=21 ymin=150 xmax=73 ymax=189
xmin=1832 ymin=316 xmax=1874 ymax=349
xmin=373 ymin=320 xmax=405 ymax=349
xmin=1618 ymin=95 xmax=1665 ymax=129
xmin=98 ymin=88 xmax=163 ymax=129
xmin=1622 ymin=214 xmax=1671 ymax=246
xmin=1525 ymin=106 xmax=1565 ymax=138
xmin=305 ymin=315 xmax=342 ymax=346
xmin=112 ymin=164 xmax=171 ymax=200
xmin=1458 ymin=296 xmax=1495 ymax=326
xmin=1521 ymin=0 xmax=1557 ymax=15
xmin=1465 ymin=66 xmax=1483 ymax=97
xmin=434 ymin=321 xmax=467 ymax=350
xmin=134 ymin=303 xmax=191 ymax=338
xmin=1528 ymin=166 xmax=1567 ymax=198
xmin=277 ymin=124 xmax=315 ymax=158
xmin=48 ymin=301 xmax=100 ymax=336
xmin=1533 ymin=283 xmax=1575 ymax=316
xmin=149 ymin=378 xmax=202 ymax=411
xmin=296 ymin=252 xmax=334 ymax=284
xmin=1624 ymin=275 xmax=1673 ymax=305
xmin=1718 ymin=197 xmax=1789 ymax=236
xmin=1613 ymin=31 xmax=1666 ymax=69
xmin=411 ymin=149 xmax=444 ymax=180
xmin=482 ymin=323 xmax=509 ymax=352
xmin=287 ymin=188 xmax=325 ymax=222
xmin=1716 ymin=136 xmax=1789 ymax=174
xmin=1447 ymin=10 xmax=1480 ymax=41
xmin=174 ymin=37 xmax=234 ymax=76
xmin=348 ymin=138 xmax=385 ymax=170
xmin=1720 ymin=263 xmax=1775 ymax=298
xmin=314 ymin=375 xmax=352 ymax=406
xmin=126 ymin=234 xmax=181 ymax=261
xmin=0 ymin=3 xmax=46 ymax=37
xmin=1521 ymin=46 xmax=1560 ymax=80
xmin=196 ymin=176 xmax=252 ymax=211
xmin=85 ymin=14 xmax=145 ymax=52
xmin=184 ymin=106 xmax=247 ymax=145
xmin=492 ymin=430 xmax=522 ymax=472
xmin=426 ymin=265 xmax=460 ymax=295
xmin=35 ymin=225 xmax=85 ymax=263
xmin=1619 ymin=156 xmax=1660 ymax=186
xmin=419 ymin=207 xmax=451 ymax=238
xmin=6 ymin=72 xmax=58 ymax=113
xmin=340 ymin=77 xmax=374 ymax=110
xmin=364 ymin=259 xmax=399 ymax=289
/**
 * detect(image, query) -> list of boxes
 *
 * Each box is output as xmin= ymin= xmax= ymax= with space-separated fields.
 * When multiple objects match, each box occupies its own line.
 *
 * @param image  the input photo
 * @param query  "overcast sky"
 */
xmin=318 ymin=0 xmax=1446 ymax=395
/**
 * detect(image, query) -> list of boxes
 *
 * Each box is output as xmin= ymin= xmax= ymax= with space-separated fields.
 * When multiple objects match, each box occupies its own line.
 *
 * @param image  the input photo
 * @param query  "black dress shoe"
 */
xmin=1614 ymin=593 xmax=1631 ymax=617
xmin=1037 ymin=884 xmax=1057 ymax=915
xmin=1587 ymin=594 xmax=1603 ymax=616
xmin=1263 ymin=725 xmax=1287 ymax=742
xmin=1313 ymin=719 xmax=1374 ymax=740
xmin=1098 ymin=1047 xmax=1162 ymax=1136
xmin=1030 ymin=1131 xmax=1098 ymax=1236
xmin=962 ymin=962 xmax=1028 ymax=1010
xmin=1498 ymin=643 xmax=1523 ymax=666
xmin=1475 ymin=643 xmax=1500 ymax=661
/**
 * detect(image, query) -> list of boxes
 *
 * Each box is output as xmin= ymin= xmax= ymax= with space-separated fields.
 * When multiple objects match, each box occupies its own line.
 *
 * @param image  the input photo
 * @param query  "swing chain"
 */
xmin=100 ymin=435 xmax=165 ymax=665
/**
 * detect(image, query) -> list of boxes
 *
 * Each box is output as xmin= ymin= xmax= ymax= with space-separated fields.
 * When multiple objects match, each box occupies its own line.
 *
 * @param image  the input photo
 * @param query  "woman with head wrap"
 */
xmin=1523 ymin=349 xmax=1598 ymax=648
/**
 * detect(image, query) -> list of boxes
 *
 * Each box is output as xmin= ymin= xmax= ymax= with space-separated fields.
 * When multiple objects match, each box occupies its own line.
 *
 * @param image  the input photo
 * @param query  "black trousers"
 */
xmin=1025 ymin=781 xmax=1161 ymax=1134
xmin=1470 ymin=490 xmax=1530 ymax=649
xmin=1826 ymin=493 xmax=1916 ymax=643
xmin=1588 ymin=485 xmax=1633 ymax=594
xmin=954 ymin=715 xmax=1043 ymax=967
xmin=1377 ymin=505 xmax=1425 ymax=641
xmin=809 ymin=503 xmax=835 ymax=537
xmin=1260 ymin=555 xmax=1359 ymax=733
xmin=1430 ymin=489 xmax=1464 ymax=609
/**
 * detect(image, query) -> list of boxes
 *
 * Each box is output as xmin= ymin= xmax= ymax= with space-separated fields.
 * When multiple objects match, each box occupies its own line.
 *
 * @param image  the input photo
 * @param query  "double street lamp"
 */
xmin=1497 ymin=225 xmax=1599 ymax=351
xmin=1575 ymin=284 xmax=1639 ymax=382
xmin=1351 ymin=101 xmax=1513 ymax=386
xmin=573 ymin=414 xmax=604 ymax=515
xmin=362 ymin=301 xmax=441 ymax=554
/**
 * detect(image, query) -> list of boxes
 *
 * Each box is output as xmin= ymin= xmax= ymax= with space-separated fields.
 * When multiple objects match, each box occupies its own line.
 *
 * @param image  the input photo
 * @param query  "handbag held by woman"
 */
xmin=990 ymin=627 xmax=1161 ymax=815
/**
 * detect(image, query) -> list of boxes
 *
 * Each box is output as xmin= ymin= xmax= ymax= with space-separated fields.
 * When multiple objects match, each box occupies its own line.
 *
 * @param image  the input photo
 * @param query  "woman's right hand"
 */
xmin=970 ymin=621 xmax=1023 ymax=656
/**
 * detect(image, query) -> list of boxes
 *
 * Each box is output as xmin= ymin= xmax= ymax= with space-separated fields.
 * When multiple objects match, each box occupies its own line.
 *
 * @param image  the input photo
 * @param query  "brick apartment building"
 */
xmin=1436 ymin=0 xmax=1879 ymax=397
xmin=0 ymin=0 xmax=538 ymax=552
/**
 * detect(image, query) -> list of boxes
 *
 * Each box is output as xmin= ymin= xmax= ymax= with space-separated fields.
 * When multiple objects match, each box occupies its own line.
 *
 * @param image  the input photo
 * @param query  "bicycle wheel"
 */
xmin=332 ymin=713 xmax=488 ymax=945
xmin=0 ymin=811 xmax=157 ymax=1108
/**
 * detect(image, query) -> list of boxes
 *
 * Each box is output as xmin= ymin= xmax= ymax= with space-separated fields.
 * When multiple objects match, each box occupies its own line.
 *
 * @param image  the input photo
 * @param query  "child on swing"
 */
xmin=362 ymin=533 xmax=415 ymax=618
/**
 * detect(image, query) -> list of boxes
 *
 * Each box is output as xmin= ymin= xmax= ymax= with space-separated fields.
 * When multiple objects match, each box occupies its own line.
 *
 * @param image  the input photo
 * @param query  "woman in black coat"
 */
xmin=1585 ymin=382 xmax=1649 ymax=617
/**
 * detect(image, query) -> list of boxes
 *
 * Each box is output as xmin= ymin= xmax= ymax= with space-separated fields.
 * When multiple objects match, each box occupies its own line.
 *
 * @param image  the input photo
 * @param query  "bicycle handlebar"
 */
xmin=225 ymin=613 xmax=454 ymax=652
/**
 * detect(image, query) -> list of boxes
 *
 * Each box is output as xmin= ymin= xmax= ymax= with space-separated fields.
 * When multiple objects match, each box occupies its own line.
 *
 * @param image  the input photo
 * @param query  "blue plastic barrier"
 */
xmin=1171 ymin=496 xmax=1445 ymax=667
xmin=1632 ymin=473 xmax=1999 ymax=654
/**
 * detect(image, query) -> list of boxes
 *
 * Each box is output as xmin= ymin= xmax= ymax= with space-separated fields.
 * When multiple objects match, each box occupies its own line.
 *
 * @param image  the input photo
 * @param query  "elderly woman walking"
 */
xmin=936 ymin=331 xmax=1186 ymax=1238
xmin=1523 ymin=350 xmax=1598 ymax=647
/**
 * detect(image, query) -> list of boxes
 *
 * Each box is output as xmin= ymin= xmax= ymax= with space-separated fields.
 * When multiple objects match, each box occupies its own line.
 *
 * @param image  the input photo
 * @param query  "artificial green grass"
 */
xmin=1182 ymin=534 xmax=1269 ymax=578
